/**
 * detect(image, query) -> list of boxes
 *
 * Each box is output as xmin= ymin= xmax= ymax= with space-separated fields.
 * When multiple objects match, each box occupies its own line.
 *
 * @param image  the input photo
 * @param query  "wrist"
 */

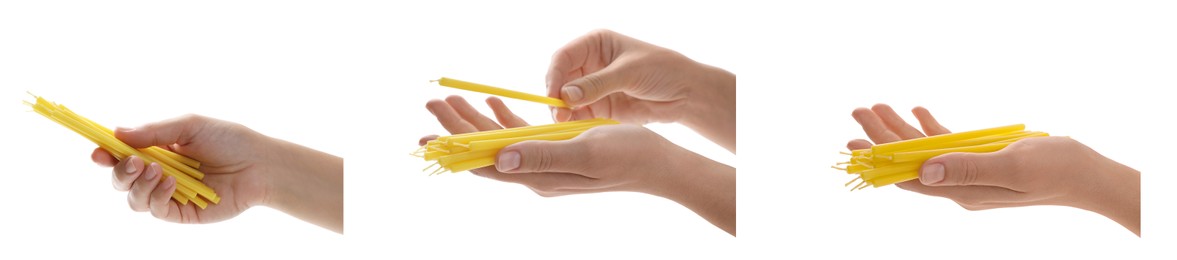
xmin=682 ymin=63 xmax=737 ymax=151
xmin=1073 ymin=160 xmax=1140 ymax=236
xmin=257 ymin=136 xmax=345 ymax=233
xmin=683 ymin=62 xmax=735 ymax=123
xmin=642 ymin=144 xmax=736 ymax=235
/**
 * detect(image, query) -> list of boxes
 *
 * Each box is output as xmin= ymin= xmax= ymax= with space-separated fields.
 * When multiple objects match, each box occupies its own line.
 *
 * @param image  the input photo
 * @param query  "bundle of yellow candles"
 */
xmin=833 ymin=124 xmax=1049 ymax=190
xmin=414 ymin=118 xmax=619 ymax=174
xmin=23 ymin=94 xmax=220 ymax=208
xmin=416 ymin=77 xmax=615 ymax=174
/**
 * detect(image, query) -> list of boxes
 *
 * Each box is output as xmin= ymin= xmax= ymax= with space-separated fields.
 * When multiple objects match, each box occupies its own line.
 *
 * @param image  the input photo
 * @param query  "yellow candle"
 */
xmin=434 ymin=77 xmax=568 ymax=108
xmin=872 ymin=124 xmax=1024 ymax=154
xmin=891 ymin=140 xmax=1017 ymax=163
xmin=870 ymin=172 xmax=919 ymax=187
xmin=414 ymin=118 xmax=616 ymax=174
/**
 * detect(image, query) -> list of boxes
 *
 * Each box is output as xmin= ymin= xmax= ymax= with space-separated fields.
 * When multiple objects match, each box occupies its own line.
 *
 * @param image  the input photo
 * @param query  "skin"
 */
xmin=546 ymin=29 xmax=736 ymax=152
xmin=91 ymin=114 xmax=344 ymax=233
xmin=422 ymin=96 xmax=736 ymax=235
xmin=848 ymin=104 xmax=1140 ymax=236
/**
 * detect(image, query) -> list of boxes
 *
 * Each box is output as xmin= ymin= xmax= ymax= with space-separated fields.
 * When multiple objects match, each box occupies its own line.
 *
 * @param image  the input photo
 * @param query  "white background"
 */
xmin=1 ymin=0 xmax=1173 ymax=259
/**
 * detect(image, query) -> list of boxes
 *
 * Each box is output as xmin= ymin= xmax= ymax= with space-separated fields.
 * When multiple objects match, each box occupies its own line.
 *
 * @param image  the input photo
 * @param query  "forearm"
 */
xmin=683 ymin=64 xmax=736 ymax=153
xmin=649 ymin=151 xmax=736 ymax=236
xmin=1077 ymin=161 xmax=1140 ymax=236
xmin=264 ymin=138 xmax=345 ymax=233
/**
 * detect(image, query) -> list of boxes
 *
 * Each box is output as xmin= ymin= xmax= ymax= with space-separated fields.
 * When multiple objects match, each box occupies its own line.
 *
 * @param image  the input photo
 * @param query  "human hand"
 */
xmin=422 ymin=95 xmax=658 ymax=196
xmin=423 ymin=96 xmax=736 ymax=235
xmin=847 ymin=104 xmax=1140 ymax=236
xmin=546 ymin=29 xmax=735 ymax=151
xmin=92 ymin=114 xmax=343 ymax=233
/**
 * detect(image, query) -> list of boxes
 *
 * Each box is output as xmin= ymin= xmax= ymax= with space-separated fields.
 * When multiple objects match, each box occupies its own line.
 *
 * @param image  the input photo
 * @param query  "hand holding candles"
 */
xmin=27 ymin=95 xmax=344 ymax=233
xmin=421 ymin=95 xmax=736 ymax=235
xmin=545 ymin=29 xmax=736 ymax=152
xmin=846 ymin=104 xmax=1140 ymax=236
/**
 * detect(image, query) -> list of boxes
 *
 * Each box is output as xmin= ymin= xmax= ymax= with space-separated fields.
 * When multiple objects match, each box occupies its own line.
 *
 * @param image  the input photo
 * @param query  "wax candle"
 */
xmin=434 ymin=77 xmax=569 ymax=107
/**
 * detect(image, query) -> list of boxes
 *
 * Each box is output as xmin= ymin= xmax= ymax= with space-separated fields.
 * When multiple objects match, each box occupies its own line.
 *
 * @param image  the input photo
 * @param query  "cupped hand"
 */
xmin=422 ymin=96 xmax=678 ymax=196
xmin=423 ymin=96 xmax=736 ymax=235
xmin=848 ymin=104 xmax=1139 ymax=235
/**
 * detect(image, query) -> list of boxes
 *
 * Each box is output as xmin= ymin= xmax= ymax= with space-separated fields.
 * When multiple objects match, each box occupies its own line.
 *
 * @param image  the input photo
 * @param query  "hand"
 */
xmin=546 ymin=29 xmax=735 ymax=152
xmin=847 ymin=104 xmax=1140 ymax=236
xmin=423 ymin=96 xmax=736 ymax=235
xmin=92 ymin=114 xmax=343 ymax=233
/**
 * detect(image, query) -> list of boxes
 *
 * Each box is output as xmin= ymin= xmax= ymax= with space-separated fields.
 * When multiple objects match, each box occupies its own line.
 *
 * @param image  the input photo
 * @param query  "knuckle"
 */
xmin=582 ymin=73 xmax=607 ymax=90
xmin=588 ymin=28 xmax=616 ymax=37
xmin=127 ymin=195 xmax=145 ymax=212
xmin=179 ymin=113 xmax=203 ymax=122
xmin=535 ymin=148 xmax=556 ymax=172
xmin=960 ymin=158 xmax=980 ymax=185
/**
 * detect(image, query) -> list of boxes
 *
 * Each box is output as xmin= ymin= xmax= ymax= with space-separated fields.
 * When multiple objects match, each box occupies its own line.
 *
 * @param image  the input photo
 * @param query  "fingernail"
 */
xmin=496 ymin=151 xmax=521 ymax=172
xmin=145 ymin=163 xmax=159 ymax=180
xmin=125 ymin=157 xmax=138 ymax=173
xmin=921 ymin=163 xmax=945 ymax=185
xmin=115 ymin=127 xmax=134 ymax=133
xmin=561 ymin=86 xmax=584 ymax=102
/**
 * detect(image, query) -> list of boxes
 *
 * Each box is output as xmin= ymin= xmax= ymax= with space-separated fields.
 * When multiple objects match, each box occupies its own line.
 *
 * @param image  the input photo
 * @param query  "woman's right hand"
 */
xmin=546 ymin=29 xmax=736 ymax=152
xmin=92 ymin=114 xmax=343 ymax=233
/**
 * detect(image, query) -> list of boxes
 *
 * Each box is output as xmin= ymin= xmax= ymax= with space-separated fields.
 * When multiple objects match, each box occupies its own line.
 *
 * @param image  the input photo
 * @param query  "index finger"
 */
xmin=546 ymin=30 xmax=614 ymax=98
xmin=852 ymin=107 xmax=902 ymax=144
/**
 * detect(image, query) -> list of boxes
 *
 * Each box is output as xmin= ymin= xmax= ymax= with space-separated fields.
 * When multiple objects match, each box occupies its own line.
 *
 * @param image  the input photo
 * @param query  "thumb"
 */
xmin=560 ymin=65 xmax=629 ymax=107
xmin=114 ymin=114 xmax=208 ymax=149
xmin=495 ymin=139 xmax=589 ymax=174
xmin=920 ymin=152 xmax=1013 ymax=187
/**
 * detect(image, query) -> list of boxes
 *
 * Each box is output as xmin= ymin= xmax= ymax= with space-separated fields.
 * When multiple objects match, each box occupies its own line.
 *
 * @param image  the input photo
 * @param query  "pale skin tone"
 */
xmin=547 ymin=29 xmax=736 ymax=152
xmin=848 ymin=104 xmax=1140 ymax=236
xmin=418 ymin=30 xmax=737 ymax=235
xmin=419 ymin=30 xmax=737 ymax=235
xmin=421 ymin=96 xmax=735 ymax=235
xmin=91 ymin=114 xmax=344 ymax=233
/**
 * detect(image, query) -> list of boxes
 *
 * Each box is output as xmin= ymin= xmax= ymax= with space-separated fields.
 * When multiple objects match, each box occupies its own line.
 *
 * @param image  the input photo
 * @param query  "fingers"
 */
xmin=426 ymin=99 xmax=479 ymax=134
xmin=546 ymin=29 xmax=611 ymax=98
xmin=495 ymin=139 xmax=590 ymax=174
xmin=149 ymin=176 xmax=178 ymax=219
xmin=846 ymin=139 xmax=873 ymax=150
xmin=444 ymin=96 xmax=503 ymax=131
xmin=112 ymin=156 xmax=144 ymax=191
xmin=127 ymin=163 xmax=163 ymax=212
xmin=546 ymin=30 xmax=632 ymax=108
xmin=91 ymin=148 xmax=118 ymax=167
xmin=920 ymin=151 xmax=1016 ymax=187
xmin=871 ymin=104 xmax=925 ymax=139
xmin=419 ymin=135 xmax=439 ymax=146
xmin=560 ymin=65 xmax=629 ymax=108
xmin=486 ymin=97 xmax=530 ymax=128
xmin=114 ymin=114 xmax=208 ymax=149
xmin=852 ymin=107 xmax=902 ymax=144
xmin=552 ymin=107 xmax=573 ymax=123
xmin=912 ymin=106 xmax=951 ymax=135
